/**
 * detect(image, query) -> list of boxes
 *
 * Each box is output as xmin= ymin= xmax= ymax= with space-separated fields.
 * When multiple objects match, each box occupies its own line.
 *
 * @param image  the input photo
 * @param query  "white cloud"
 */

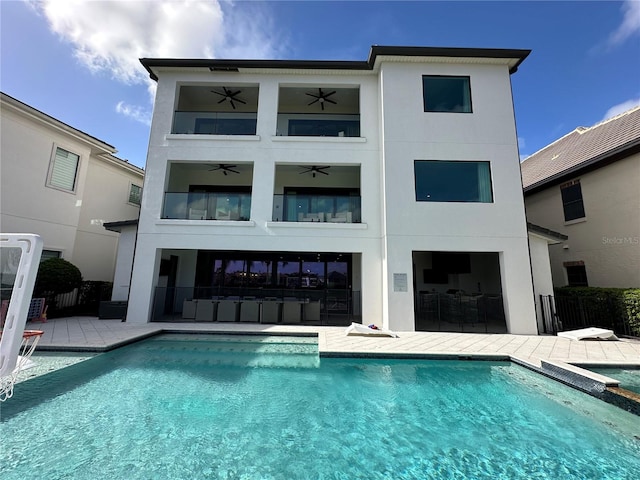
xmin=30 ymin=0 xmax=283 ymax=122
xmin=607 ymin=0 xmax=640 ymax=47
xmin=116 ymin=101 xmax=151 ymax=126
xmin=602 ymin=97 xmax=640 ymax=121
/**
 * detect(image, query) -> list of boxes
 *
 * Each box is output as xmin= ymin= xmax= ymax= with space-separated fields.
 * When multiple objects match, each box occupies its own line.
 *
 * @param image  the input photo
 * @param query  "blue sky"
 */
xmin=1 ymin=1 xmax=639 ymax=168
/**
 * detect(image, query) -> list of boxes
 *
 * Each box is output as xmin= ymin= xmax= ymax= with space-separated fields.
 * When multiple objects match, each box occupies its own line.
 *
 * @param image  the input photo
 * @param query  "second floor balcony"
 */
xmin=163 ymin=192 xmax=251 ymax=221
xmin=272 ymin=193 xmax=361 ymax=223
xmin=173 ymin=112 xmax=257 ymax=135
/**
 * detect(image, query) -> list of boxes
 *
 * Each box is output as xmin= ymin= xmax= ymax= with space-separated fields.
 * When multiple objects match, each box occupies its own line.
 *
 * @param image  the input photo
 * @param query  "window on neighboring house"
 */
xmin=129 ymin=184 xmax=142 ymax=206
xmin=560 ymin=180 xmax=585 ymax=221
xmin=423 ymin=75 xmax=472 ymax=113
xmin=47 ymin=146 xmax=80 ymax=192
xmin=414 ymin=160 xmax=493 ymax=202
xmin=40 ymin=250 xmax=61 ymax=262
xmin=566 ymin=264 xmax=588 ymax=286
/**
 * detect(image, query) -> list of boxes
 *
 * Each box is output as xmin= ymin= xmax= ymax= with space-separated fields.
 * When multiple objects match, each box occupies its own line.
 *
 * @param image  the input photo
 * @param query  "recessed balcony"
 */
xmin=162 ymin=162 xmax=253 ymax=221
xmin=272 ymin=165 xmax=361 ymax=223
xmin=172 ymin=85 xmax=259 ymax=136
xmin=277 ymin=86 xmax=360 ymax=137
xmin=163 ymin=192 xmax=251 ymax=221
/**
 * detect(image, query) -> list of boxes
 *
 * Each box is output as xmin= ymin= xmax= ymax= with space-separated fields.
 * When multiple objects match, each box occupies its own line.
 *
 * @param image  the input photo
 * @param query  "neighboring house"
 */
xmin=522 ymin=106 xmax=640 ymax=288
xmin=0 ymin=92 xmax=144 ymax=283
xmin=125 ymin=45 xmax=540 ymax=334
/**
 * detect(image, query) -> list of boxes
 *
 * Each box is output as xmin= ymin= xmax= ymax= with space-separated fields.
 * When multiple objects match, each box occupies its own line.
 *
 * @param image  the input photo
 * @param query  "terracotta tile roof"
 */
xmin=521 ymin=105 xmax=640 ymax=190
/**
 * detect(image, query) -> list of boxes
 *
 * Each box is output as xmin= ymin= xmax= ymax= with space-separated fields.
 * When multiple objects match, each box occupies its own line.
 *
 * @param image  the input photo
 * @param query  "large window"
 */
xmin=422 ymin=75 xmax=472 ymax=113
xmin=47 ymin=146 xmax=80 ymax=192
xmin=560 ymin=180 xmax=585 ymax=221
xmin=414 ymin=160 xmax=493 ymax=203
xmin=194 ymin=251 xmax=350 ymax=294
xmin=129 ymin=184 xmax=142 ymax=206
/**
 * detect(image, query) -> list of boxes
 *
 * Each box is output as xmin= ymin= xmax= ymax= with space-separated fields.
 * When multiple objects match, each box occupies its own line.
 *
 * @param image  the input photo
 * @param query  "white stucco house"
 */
xmin=522 ymin=106 xmax=640 ymax=289
xmin=124 ymin=45 xmax=544 ymax=334
xmin=0 ymin=92 xmax=144 ymax=283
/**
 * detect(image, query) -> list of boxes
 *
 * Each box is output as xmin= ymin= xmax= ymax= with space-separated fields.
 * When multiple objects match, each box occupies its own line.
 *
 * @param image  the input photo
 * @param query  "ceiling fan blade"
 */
xmin=234 ymin=97 xmax=247 ymax=104
xmin=321 ymin=102 xmax=325 ymax=111
xmin=230 ymin=100 xmax=236 ymax=109
xmin=325 ymin=98 xmax=337 ymax=105
xmin=217 ymin=98 xmax=227 ymax=104
xmin=228 ymin=168 xmax=240 ymax=174
xmin=308 ymin=98 xmax=319 ymax=106
xmin=324 ymin=91 xmax=337 ymax=98
xmin=317 ymin=169 xmax=329 ymax=175
xmin=305 ymin=92 xmax=320 ymax=99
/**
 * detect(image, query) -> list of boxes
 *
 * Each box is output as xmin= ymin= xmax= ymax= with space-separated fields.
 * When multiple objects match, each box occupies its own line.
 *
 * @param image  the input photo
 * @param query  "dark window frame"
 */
xmin=422 ymin=75 xmax=472 ymax=113
xmin=560 ymin=180 xmax=585 ymax=221
xmin=414 ymin=160 xmax=493 ymax=203
xmin=566 ymin=265 xmax=588 ymax=286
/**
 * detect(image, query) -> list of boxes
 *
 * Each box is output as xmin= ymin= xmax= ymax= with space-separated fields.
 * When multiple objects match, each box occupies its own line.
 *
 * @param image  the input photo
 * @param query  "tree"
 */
xmin=34 ymin=258 xmax=82 ymax=299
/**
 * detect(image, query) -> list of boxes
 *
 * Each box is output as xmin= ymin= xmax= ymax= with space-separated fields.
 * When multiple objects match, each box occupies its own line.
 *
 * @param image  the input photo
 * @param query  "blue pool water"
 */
xmin=2 ymin=334 xmax=639 ymax=479
xmin=586 ymin=367 xmax=640 ymax=395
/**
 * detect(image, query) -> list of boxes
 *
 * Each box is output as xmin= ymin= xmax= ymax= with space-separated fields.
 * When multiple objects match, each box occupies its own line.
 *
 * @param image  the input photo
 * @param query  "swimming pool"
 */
xmin=584 ymin=367 xmax=640 ymax=395
xmin=3 ymin=334 xmax=639 ymax=479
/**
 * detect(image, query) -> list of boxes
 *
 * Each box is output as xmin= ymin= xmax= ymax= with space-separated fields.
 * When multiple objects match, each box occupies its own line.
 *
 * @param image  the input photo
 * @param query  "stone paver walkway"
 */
xmin=27 ymin=317 xmax=640 ymax=368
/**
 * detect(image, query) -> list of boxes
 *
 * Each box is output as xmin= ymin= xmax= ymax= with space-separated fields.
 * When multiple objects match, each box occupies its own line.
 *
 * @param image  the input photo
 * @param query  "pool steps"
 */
xmin=132 ymin=334 xmax=320 ymax=369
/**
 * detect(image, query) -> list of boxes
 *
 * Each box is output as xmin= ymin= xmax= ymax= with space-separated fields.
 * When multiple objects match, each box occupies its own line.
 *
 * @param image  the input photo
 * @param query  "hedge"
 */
xmin=554 ymin=287 xmax=640 ymax=336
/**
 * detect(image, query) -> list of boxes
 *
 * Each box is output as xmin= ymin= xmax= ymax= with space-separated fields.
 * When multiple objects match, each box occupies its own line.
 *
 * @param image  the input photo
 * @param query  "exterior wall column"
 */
xmin=499 ymin=246 xmax=538 ymax=334
xmin=125 ymin=244 xmax=161 ymax=324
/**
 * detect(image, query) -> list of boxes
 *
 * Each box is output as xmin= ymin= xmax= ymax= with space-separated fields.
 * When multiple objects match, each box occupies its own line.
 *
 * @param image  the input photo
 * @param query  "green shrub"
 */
xmin=34 ymin=258 xmax=83 ymax=297
xmin=554 ymin=287 xmax=640 ymax=336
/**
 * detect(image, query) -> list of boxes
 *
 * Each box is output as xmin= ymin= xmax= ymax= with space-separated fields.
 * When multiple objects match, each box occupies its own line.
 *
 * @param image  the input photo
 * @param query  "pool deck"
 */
xmin=26 ymin=316 xmax=640 ymax=369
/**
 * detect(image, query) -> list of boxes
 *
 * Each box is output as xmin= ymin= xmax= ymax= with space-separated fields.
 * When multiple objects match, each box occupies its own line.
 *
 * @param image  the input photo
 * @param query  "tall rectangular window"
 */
xmin=423 ymin=75 xmax=472 ymax=113
xmin=48 ymin=146 xmax=80 ymax=192
xmin=566 ymin=265 xmax=588 ymax=286
xmin=414 ymin=160 xmax=493 ymax=203
xmin=129 ymin=184 xmax=142 ymax=205
xmin=560 ymin=180 xmax=585 ymax=221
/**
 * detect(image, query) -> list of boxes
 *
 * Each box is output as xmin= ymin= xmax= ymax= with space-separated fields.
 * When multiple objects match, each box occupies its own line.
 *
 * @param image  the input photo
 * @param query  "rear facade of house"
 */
xmin=125 ymin=46 xmax=538 ymax=334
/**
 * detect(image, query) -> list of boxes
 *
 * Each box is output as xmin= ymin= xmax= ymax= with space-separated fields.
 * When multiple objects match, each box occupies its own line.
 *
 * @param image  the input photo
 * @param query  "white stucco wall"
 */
xmin=111 ymin=225 xmax=138 ymax=301
xmin=127 ymin=70 xmax=385 ymax=324
xmin=528 ymin=233 xmax=557 ymax=333
xmin=1 ymin=105 xmax=91 ymax=259
xmin=0 ymin=95 xmax=143 ymax=283
xmin=525 ymin=154 xmax=640 ymax=288
xmin=378 ymin=61 xmax=537 ymax=334
xmin=127 ymin=56 xmax=537 ymax=334
xmin=73 ymin=156 xmax=142 ymax=281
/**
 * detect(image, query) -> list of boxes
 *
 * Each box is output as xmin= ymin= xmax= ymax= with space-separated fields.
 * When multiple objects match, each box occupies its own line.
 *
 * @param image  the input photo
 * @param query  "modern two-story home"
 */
xmin=1 ymin=92 xmax=144 ymax=283
xmin=522 ymin=106 xmax=640 ymax=288
xmin=125 ymin=46 xmax=539 ymax=334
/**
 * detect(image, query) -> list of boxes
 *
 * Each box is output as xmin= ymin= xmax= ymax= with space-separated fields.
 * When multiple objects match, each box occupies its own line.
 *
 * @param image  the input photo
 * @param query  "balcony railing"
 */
xmin=276 ymin=114 xmax=360 ymax=137
xmin=272 ymin=194 xmax=361 ymax=223
xmin=172 ymin=112 xmax=257 ymax=135
xmin=162 ymin=192 xmax=251 ymax=221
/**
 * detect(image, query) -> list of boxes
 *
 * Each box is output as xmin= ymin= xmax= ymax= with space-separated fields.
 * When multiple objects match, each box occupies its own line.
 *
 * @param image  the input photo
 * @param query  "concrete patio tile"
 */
xmin=22 ymin=317 xmax=640 ymax=368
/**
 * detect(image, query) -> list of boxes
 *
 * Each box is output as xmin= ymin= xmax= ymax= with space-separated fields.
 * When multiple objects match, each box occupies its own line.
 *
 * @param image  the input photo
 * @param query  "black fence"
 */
xmin=540 ymin=295 xmax=637 ymax=337
xmin=416 ymin=293 xmax=507 ymax=333
xmin=49 ymin=281 xmax=113 ymax=318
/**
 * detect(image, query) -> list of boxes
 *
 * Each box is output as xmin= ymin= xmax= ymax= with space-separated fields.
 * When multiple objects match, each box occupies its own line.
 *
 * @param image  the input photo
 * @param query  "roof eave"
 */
xmin=1 ymin=92 xmax=116 ymax=155
xmin=140 ymin=45 xmax=531 ymax=81
xmin=527 ymin=222 xmax=568 ymax=243
xmin=524 ymin=139 xmax=640 ymax=195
